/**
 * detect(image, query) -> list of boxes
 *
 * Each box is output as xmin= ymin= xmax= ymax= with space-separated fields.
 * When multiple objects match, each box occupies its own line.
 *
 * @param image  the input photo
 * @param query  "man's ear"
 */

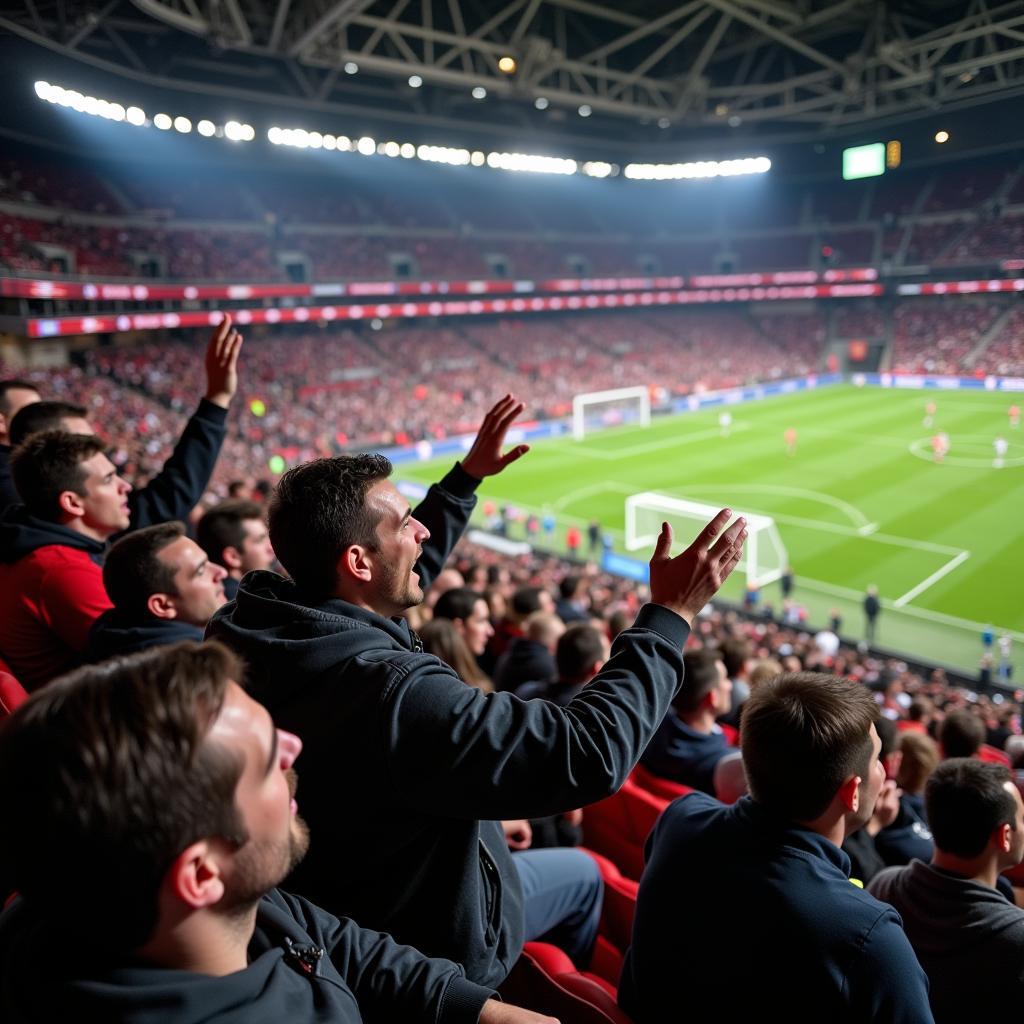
xmin=165 ymin=840 xmax=226 ymax=911
xmin=996 ymin=822 xmax=1013 ymax=855
xmin=837 ymin=774 xmax=861 ymax=815
xmin=221 ymin=545 xmax=244 ymax=571
xmin=339 ymin=544 xmax=373 ymax=584
xmin=57 ymin=489 xmax=86 ymax=520
xmin=147 ymin=592 xmax=178 ymax=620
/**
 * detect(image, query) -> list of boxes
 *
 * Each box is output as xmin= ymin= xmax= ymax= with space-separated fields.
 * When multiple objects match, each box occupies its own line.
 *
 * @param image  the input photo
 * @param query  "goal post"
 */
xmin=572 ymin=385 xmax=650 ymax=441
xmin=624 ymin=491 xmax=788 ymax=589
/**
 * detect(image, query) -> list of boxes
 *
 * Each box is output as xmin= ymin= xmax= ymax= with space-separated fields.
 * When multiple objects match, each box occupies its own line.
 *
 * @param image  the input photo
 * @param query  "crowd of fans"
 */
xmin=2 ymin=149 xmax=1023 ymax=281
xmin=1 ymin=300 xmax=1023 ymax=1024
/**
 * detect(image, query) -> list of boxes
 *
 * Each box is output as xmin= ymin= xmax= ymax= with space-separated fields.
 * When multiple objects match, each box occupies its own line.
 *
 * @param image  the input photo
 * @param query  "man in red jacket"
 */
xmin=0 ymin=431 xmax=131 ymax=689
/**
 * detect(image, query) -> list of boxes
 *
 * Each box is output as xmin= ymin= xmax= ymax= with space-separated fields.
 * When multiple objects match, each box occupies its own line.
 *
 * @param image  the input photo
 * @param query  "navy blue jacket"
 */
xmin=639 ymin=710 xmax=731 ymax=794
xmin=620 ymin=793 xmax=933 ymax=1023
xmin=208 ymin=463 xmax=689 ymax=987
xmin=0 ymin=888 xmax=494 ymax=1024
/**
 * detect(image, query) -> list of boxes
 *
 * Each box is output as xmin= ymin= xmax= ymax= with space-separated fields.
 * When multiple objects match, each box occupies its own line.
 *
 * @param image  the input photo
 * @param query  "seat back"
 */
xmin=0 ymin=671 xmax=28 ymax=718
xmin=583 ymin=780 xmax=668 ymax=881
xmin=499 ymin=941 xmax=634 ymax=1024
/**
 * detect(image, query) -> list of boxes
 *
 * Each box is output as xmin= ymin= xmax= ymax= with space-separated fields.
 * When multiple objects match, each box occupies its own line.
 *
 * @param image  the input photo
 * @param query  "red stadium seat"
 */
xmin=499 ymin=941 xmax=634 ymax=1024
xmin=720 ymin=722 xmax=740 ymax=747
xmin=629 ymin=764 xmax=695 ymax=803
xmin=0 ymin=669 xmax=28 ymax=718
xmin=578 ymin=848 xmax=640 ymax=987
xmin=582 ymin=780 xmax=669 ymax=882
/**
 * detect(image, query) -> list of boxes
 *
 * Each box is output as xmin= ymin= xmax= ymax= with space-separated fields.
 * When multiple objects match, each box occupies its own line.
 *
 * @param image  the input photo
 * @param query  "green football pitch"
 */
xmin=400 ymin=384 xmax=1024 ymax=678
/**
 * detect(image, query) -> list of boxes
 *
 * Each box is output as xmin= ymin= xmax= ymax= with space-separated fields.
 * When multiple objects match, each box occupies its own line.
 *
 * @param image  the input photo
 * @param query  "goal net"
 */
xmin=572 ymin=385 xmax=650 ymax=441
xmin=624 ymin=492 xmax=788 ymax=589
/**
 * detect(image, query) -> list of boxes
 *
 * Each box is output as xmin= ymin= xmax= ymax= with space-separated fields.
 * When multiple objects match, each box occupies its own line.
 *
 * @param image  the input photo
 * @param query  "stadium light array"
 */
xmin=34 ymin=80 xmax=770 ymax=183
xmin=624 ymin=156 xmax=772 ymax=180
xmin=34 ymin=80 xmax=255 ymax=145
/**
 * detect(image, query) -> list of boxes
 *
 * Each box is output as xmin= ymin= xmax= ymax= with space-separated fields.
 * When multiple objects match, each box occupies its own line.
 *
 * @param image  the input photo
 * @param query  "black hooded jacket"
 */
xmin=207 ymin=464 xmax=689 ymax=987
xmin=87 ymin=609 xmax=205 ymax=662
xmin=0 ymin=888 xmax=494 ymax=1024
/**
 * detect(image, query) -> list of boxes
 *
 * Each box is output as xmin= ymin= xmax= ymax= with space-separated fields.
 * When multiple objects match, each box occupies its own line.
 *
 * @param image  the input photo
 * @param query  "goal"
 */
xmin=624 ymin=491 xmax=788 ymax=589
xmin=572 ymin=385 xmax=650 ymax=441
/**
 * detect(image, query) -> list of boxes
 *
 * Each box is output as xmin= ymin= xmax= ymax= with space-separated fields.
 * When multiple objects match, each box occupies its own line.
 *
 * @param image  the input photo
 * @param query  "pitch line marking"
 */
xmin=892 ymin=551 xmax=972 ymax=608
xmin=573 ymin=423 xmax=752 ymax=460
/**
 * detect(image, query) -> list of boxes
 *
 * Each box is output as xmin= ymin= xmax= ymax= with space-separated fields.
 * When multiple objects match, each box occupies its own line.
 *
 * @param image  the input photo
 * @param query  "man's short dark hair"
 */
xmin=9 ymin=400 xmax=88 ymax=447
xmin=673 ymin=649 xmax=724 ymax=714
xmin=511 ymin=586 xmax=547 ymax=617
xmin=559 ymin=574 xmax=581 ymax=601
xmin=434 ymin=587 xmax=484 ymax=623
xmin=556 ymin=624 xmax=606 ymax=683
xmin=269 ymin=454 xmax=392 ymax=599
xmin=10 ymin=430 xmax=107 ymax=521
xmin=0 ymin=642 xmax=246 ymax=954
xmin=926 ymin=758 xmax=1017 ymax=858
xmin=939 ymin=709 xmax=986 ymax=758
xmin=197 ymin=500 xmax=264 ymax=567
xmin=717 ymin=638 xmax=751 ymax=679
xmin=104 ymin=521 xmax=186 ymax=615
xmin=0 ymin=379 xmax=40 ymax=417
xmin=741 ymin=672 xmax=879 ymax=821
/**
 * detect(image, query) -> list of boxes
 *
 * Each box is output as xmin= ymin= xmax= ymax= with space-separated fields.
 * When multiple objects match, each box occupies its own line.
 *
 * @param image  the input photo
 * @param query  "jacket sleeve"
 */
xmin=411 ymin=463 xmax=478 ymax=590
xmin=40 ymin=559 xmax=113 ymax=652
xmin=127 ymin=399 xmax=227 ymax=529
xmin=275 ymin=889 xmax=496 ymax=1024
xmin=383 ymin=602 xmax=689 ymax=819
xmin=848 ymin=909 xmax=934 ymax=1024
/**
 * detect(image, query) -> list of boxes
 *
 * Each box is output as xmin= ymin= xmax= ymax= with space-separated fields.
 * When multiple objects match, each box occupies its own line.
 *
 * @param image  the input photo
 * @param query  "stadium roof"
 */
xmin=3 ymin=0 xmax=1024 ymax=150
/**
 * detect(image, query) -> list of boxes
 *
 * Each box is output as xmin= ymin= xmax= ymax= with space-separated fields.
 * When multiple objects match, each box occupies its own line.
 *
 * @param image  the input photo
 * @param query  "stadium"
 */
xmin=1 ymin=1 xmax=1024 ymax=1020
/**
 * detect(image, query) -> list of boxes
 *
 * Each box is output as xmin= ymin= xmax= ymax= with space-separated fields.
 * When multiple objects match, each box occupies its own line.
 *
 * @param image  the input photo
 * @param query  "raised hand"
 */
xmin=461 ymin=394 xmax=530 ymax=480
xmin=204 ymin=313 xmax=243 ymax=409
xmin=649 ymin=510 xmax=747 ymax=625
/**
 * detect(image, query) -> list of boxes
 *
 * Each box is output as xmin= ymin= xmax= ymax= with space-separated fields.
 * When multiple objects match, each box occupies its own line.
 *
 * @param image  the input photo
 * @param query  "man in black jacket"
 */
xmin=0 ymin=642 xmax=549 ymax=1024
xmin=208 ymin=393 xmax=747 ymax=987
xmin=4 ymin=314 xmax=242 ymax=529
xmin=0 ymin=379 xmax=40 ymax=512
xmin=88 ymin=520 xmax=229 ymax=661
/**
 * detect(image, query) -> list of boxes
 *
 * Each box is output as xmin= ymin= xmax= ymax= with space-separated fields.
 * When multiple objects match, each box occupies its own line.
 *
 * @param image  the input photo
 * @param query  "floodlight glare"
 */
xmin=534 ymin=97 xmax=549 ymax=110
xmin=154 ymin=113 xmax=172 ymax=130
xmin=357 ymin=136 xmax=376 ymax=155
xmin=498 ymin=56 xmax=517 ymax=73
xmin=472 ymin=86 xmax=487 ymax=100
xmin=344 ymin=61 xmax=359 ymax=74
xmin=126 ymin=106 xmax=146 ymax=126
xmin=408 ymin=75 xmax=423 ymax=88
xmin=173 ymin=116 xmax=192 ymax=133
xmin=34 ymin=80 xmax=50 ymax=100
xmin=400 ymin=142 xmax=416 ymax=158
xmin=198 ymin=119 xmax=216 ymax=137
xmin=578 ymin=104 xmax=592 ymax=117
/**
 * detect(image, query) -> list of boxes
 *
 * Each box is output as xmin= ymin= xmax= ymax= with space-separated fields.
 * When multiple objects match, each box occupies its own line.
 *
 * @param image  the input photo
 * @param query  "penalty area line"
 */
xmin=892 ymin=551 xmax=971 ymax=608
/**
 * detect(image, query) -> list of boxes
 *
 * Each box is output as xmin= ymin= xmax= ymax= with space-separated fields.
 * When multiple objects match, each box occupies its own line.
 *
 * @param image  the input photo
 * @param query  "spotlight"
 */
xmin=578 ymin=104 xmax=592 ymax=117
xmin=126 ymin=106 xmax=145 ymax=126
xmin=197 ymin=119 xmax=216 ymax=137
xmin=935 ymin=130 xmax=950 ymax=144
xmin=534 ymin=97 xmax=549 ymax=110
xmin=173 ymin=115 xmax=192 ymax=133
xmin=154 ymin=113 xmax=172 ymax=130
xmin=472 ymin=86 xmax=487 ymax=100
xmin=408 ymin=75 xmax=423 ymax=88
xmin=498 ymin=56 xmax=516 ymax=74
xmin=344 ymin=61 xmax=359 ymax=74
